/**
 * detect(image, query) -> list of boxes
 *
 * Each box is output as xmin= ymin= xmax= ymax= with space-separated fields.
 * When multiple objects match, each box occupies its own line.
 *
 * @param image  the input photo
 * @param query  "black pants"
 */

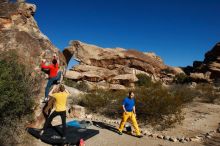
xmin=43 ymin=111 xmax=66 ymax=137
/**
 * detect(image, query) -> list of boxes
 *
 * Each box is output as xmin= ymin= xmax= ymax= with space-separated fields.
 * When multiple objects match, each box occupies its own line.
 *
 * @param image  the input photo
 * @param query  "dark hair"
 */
xmin=129 ymin=91 xmax=134 ymax=97
xmin=52 ymin=59 xmax=57 ymax=67
xmin=59 ymin=84 xmax=65 ymax=92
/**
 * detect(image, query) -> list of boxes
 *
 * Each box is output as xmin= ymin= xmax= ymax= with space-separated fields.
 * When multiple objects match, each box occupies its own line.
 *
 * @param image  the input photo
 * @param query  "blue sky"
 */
xmin=27 ymin=0 xmax=220 ymax=67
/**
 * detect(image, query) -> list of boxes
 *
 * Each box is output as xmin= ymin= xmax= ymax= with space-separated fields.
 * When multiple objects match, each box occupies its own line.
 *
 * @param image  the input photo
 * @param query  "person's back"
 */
xmin=41 ymin=58 xmax=61 ymax=102
xmin=41 ymin=85 xmax=70 ymax=139
xmin=41 ymin=59 xmax=59 ymax=78
xmin=52 ymin=91 xmax=68 ymax=112
xmin=48 ymin=64 xmax=59 ymax=78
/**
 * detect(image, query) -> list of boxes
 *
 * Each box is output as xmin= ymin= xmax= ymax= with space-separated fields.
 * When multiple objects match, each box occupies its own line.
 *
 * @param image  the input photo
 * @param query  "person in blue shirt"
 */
xmin=118 ymin=91 xmax=142 ymax=138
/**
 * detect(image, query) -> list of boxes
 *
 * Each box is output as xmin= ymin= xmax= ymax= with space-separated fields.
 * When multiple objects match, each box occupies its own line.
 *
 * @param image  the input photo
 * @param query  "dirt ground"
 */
xmin=155 ymin=101 xmax=220 ymax=137
xmin=33 ymin=101 xmax=220 ymax=146
xmin=32 ymin=125 xmax=204 ymax=146
xmin=85 ymin=125 xmax=203 ymax=146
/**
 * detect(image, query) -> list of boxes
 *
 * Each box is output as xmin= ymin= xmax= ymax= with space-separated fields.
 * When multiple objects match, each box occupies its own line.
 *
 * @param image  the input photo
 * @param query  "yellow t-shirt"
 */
xmin=52 ymin=92 xmax=69 ymax=112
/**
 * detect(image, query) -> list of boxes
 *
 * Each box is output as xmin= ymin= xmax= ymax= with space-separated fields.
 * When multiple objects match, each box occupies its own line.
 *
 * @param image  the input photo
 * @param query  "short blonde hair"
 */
xmin=59 ymin=84 xmax=65 ymax=92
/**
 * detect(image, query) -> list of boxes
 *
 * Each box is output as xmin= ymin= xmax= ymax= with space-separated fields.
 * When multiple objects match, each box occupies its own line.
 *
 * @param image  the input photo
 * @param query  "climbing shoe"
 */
xmin=118 ymin=131 xmax=123 ymax=135
xmin=42 ymin=97 xmax=49 ymax=103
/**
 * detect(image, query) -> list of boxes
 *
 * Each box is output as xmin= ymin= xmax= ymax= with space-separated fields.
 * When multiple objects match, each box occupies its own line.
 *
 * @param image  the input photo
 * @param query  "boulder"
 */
xmin=190 ymin=72 xmax=211 ymax=82
xmin=83 ymin=80 xmax=126 ymax=90
xmin=69 ymin=105 xmax=85 ymax=119
xmin=0 ymin=1 xmax=66 ymax=128
xmin=190 ymin=73 xmax=206 ymax=79
xmin=110 ymin=74 xmax=138 ymax=84
xmin=63 ymin=41 xmax=180 ymax=87
xmin=64 ymin=85 xmax=83 ymax=96
xmin=109 ymin=83 xmax=127 ymax=90
xmin=169 ymin=137 xmax=178 ymax=142
xmin=190 ymin=42 xmax=220 ymax=80
xmin=190 ymin=136 xmax=202 ymax=142
xmin=163 ymin=136 xmax=170 ymax=140
xmin=65 ymin=70 xmax=82 ymax=80
xmin=72 ymin=64 xmax=118 ymax=82
xmin=157 ymin=135 xmax=164 ymax=139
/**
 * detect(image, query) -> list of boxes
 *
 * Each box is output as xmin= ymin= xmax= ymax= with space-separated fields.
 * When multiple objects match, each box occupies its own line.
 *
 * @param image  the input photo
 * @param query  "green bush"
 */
xmin=196 ymin=83 xmax=220 ymax=103
xmin=64 ymin=78 xmax=89 ymax=92
xmin=174 ymin=73 xmax=191 ymax=84
xmin=169 ymin=84 xmax=198 ymax=103
xmin=0 ymin=51 xmax=38 ymax=145
xmin=135 ymin=85 xmax=184 ymax=130
xmin=76 ymin=72 xmax=219 ymax=130
xmin=63 ymin=78 xmax=78 ymax=88
xmin=135 ymin=74 xmax=153 ymax=87
xmin=79 ymin=89 xmax=127 ymax=118
xmin=80 ymin=82 xmax=185 ymax=130
xmin=75 ymin=81 xmax=90 ymax=92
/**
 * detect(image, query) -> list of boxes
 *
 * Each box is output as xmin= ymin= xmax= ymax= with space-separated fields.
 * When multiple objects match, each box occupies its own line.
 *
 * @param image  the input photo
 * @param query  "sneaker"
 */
xmin=42 ymin=99 xmax=46 ymax=103
xmin=42 ymin=97 xmax=49 ymax=103
xmin=118 ymin=131 xmax=123 ymax=135
xmin=39 ymin=130 xmax=44 ymax=136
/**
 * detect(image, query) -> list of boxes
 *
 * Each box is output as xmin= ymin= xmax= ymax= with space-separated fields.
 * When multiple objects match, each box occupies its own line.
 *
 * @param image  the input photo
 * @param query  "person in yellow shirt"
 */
xmin=41 ymin=84 xmax=70 ymax=139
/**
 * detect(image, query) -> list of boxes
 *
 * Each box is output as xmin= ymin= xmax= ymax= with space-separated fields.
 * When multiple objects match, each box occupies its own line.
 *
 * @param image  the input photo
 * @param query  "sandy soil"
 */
xmin=155 ymin=101 xmax=220 ymax=137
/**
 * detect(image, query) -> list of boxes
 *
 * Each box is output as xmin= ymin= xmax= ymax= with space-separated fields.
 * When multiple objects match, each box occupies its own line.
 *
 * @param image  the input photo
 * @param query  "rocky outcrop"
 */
xmin=68 ymin=105 xmax=85 ymax=119
xmin=190 ymin=72 xmax=211 ymax=82
xmin=204 ymin=43 xmax=220 ymax=79
xmin=63 ymin=41 xmax=183 ymax=89
xmin=187 ymin=42 xmax=220 ymax=83
xmin=0 ymin=1 xmax=66 ymax=67
xmin=0 ymin=0 xmax=66 ymax=128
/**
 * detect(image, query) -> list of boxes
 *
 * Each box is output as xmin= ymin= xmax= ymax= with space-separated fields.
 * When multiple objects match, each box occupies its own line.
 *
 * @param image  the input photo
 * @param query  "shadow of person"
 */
xmin=92 ymin=121 xmax=138 ymax=138
xmin=92 ymin=121 xmax=119 ymax=134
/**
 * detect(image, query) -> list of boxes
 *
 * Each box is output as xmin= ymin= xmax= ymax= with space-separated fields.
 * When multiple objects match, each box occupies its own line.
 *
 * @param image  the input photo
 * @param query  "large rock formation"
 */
xmin=186 ymin=42 xmax=220 ymax=83
xmin=0 ymin=0 xmax=66 ymax=128
xmin=0 ymin=0 xmax=66 ymax=67
xmin=204 ymin=43 xmax=220 ymax=79
xmin=63 ymin=41 xmax=183 ymax=89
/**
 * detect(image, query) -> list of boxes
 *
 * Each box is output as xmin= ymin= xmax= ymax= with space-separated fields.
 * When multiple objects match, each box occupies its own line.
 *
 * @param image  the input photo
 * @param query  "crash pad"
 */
xmin=27 ymin=125 xmax=99 ymax=145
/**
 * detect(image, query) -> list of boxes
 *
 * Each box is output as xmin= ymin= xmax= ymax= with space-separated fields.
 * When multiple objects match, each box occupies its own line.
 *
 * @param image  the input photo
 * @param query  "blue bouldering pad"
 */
xmin=67 ymin=120 xmax=92 ymax=128
xmin=66 ymin=120 xmax=81 ymax=128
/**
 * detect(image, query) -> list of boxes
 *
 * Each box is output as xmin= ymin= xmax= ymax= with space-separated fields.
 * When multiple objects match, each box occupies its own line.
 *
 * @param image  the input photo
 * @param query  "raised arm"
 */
xmin=48 ymin=85 xmax=58 ymax=97
xmin=41 ymin=60 xmax=51 ymax=69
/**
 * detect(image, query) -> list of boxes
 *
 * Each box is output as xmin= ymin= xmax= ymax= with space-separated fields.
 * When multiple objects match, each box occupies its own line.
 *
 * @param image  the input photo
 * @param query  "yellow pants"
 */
xmin=118 ymin=112 xmax=141 ymax=135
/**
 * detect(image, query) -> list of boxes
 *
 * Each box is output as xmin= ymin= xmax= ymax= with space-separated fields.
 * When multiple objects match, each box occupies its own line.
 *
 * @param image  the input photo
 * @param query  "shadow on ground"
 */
xmin=92 ymin=121 xmax=139 ymax=138
xmin=203 ymin=133 xmax=220 ymax=146
xmin=92 ymin=121 xmax=119 ymax=134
